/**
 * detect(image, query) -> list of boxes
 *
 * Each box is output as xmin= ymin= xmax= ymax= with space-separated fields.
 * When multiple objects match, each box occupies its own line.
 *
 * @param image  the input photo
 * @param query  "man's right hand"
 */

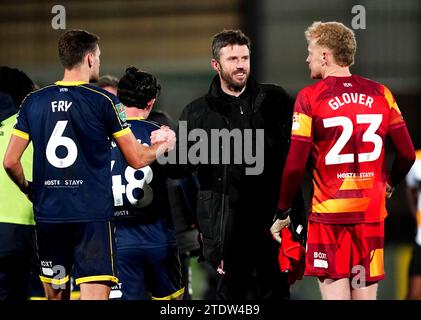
xmin=270 ymin=208 xmax=292 ymax=244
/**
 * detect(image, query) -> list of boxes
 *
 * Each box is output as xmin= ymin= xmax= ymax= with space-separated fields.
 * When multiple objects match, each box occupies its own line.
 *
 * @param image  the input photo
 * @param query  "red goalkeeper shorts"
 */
xmin=304 ymin=221 xmax=385 ymax=282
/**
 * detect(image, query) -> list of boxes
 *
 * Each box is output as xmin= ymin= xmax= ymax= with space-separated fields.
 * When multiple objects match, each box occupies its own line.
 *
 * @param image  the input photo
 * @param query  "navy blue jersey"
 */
xmin=13 ymin=81 xmax=130 ymax=222
xmin=115 ymin=218 xmax=176 ymax=250
xmin=111 ymin=118 xmax=171 ymax=223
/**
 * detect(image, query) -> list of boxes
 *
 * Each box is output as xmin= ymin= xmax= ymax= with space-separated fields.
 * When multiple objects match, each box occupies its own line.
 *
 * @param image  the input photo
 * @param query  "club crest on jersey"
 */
xmin=116 ymin=103 xmax=127 ymax=122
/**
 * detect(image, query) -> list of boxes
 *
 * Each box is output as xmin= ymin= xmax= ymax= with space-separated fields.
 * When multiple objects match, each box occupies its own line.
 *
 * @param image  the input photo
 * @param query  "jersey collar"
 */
xmin=127 ymin=117 xmax=145 ymax=120
xmin=55 ymin=81 xmax=87 ymax=86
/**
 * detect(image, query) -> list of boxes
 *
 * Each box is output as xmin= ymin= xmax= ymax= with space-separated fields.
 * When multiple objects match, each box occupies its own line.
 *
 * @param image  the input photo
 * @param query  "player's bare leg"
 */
xmin=79 ymin=282 xmax=111 ymax=300
xmin=351 ymin=281 xmax=378 ymax=300
xmin=318 ymin=277 xmax=351 ymax=300
xmin=407 ymin=276 xmax=421 ymax=299
xmin=43 ymin=282 xmax=71 ymax=300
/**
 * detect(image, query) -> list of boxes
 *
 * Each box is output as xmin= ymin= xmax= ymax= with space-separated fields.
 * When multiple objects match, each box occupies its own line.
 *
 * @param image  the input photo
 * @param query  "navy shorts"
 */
xmin=111 ymin=245 xmax=184 ymax=300
xmin=35 ymin=221 xmax=118 ymax=287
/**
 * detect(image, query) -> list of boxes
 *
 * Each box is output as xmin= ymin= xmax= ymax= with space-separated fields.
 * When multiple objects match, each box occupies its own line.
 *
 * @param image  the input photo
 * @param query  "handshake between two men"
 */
xmin=150 ymin=125 xmax=176 ymax=156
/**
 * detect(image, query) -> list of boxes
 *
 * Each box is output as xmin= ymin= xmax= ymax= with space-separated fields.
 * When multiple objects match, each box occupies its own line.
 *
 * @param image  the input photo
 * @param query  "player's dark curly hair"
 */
xmin=117 ymin=66 xmax=161 ymax=109
xmin=0 ymin=66 xmax=35 ymax=107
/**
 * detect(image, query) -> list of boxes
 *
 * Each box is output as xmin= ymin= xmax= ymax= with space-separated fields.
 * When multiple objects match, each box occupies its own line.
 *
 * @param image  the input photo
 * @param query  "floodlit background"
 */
xmin=1 ymin=0 xmax=420 ymax=299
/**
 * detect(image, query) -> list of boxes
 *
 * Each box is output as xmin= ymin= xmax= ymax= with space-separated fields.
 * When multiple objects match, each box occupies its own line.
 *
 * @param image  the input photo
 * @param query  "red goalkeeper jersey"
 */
xmin=291 ymin=75 xmax=406 ymax=224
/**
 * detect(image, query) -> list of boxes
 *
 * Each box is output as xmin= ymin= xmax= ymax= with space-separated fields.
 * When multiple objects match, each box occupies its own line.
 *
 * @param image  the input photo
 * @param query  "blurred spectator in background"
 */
xmin=0 ymin=66 xmax=35 ymax=107
xmin=406 ymin=149 xmax=421 ymax=300
xmin=0 ymin=66 xmax=37 ymax=300
xmin=95 ymin=74 xmax=119 ymax=95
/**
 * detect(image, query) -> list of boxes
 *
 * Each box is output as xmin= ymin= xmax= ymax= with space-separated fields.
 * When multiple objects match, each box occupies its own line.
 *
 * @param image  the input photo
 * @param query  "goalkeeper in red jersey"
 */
xmin=271 ymin=21 xmax=415 ymax=300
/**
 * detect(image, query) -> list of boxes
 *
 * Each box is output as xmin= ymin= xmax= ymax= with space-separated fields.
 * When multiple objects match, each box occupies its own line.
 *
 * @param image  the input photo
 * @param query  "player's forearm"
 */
xmin=277 ymin=139 xmax=311 ymax=210
xmin=126 ymin=139 xmax=175 ymax=169
xmin=3 ymin=157 xmax=27 ymax=191
xmin=3 ymin=135 xmax=30 ymax=192
xmin=133 ymin=142 xmax=165 ymax=169
xmin=387 ymin=126 xmax=416 ymax=187
xmin=115 ymin=131 xmax=169 ymax=169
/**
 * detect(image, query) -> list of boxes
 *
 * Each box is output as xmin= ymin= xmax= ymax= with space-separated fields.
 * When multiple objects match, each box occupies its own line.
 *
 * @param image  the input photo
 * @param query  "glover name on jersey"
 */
xmin=328 ymin=93 xmax=373 ymax=110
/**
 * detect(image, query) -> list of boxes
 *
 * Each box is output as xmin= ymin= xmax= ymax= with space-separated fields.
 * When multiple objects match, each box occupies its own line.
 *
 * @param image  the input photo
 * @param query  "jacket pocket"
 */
xmin=196 ymin=190 xmax=224 ymax=267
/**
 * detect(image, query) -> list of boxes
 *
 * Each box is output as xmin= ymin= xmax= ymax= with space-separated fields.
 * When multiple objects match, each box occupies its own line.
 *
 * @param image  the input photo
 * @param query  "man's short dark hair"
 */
xmin=96 ymin=75 xmax=119 ymax=90
xmin=0 ymin=66 xmax=35 ymax=107
xmin=212 ymin=29 xmax=251 ymax=61
xmin=58 ymin=29 xmax=99 ymax=69
xmin=117 ymin=66 xmax=161 ymax=109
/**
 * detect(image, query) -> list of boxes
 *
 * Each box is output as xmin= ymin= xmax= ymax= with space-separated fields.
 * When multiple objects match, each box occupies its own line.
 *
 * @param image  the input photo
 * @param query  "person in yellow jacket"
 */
xmin=0 ymin=66 xmax=37 ymax=300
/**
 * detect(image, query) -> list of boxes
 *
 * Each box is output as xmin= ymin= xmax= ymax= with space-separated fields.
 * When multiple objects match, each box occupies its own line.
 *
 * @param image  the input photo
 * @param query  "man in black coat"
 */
xmin=175 ymin=30 xmax=306 ymax=300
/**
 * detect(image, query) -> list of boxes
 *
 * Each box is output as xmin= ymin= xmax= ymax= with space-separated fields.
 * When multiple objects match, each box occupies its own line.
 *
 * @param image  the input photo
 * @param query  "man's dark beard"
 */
xmin=221 ymin=68 xmax=249 ymax=93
